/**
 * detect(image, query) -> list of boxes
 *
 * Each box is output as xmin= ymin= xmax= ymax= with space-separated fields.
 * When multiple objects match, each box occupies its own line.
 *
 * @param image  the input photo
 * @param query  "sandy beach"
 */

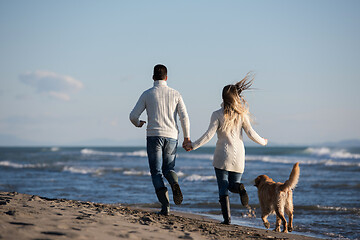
xmin=0 ymin=191 xmax=323 ymax=240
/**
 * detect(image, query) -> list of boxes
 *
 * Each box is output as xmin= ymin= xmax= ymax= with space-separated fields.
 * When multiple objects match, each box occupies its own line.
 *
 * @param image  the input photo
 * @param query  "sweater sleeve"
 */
xmin=192 ymin=111 xmax=219 ymax=150
xmin=177 ymin=95 xmax=190 ymax=139
xmin=129 ymin=93 xmax=146 ymax=127
xmin=242 ymin=115 xmax=266 ymax=146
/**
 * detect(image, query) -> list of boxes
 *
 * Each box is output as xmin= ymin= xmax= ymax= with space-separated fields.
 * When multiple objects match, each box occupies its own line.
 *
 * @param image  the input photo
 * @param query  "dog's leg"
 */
xmin=275 ymin=208 xmax=288 ymax=233
xmin=285 ymin=192 xmax=294 ymax=232
xmin=261 ymin=211 xmax=271 ymax=229
xmin=286 ymin=209 xmax=293 ymax=232
xmin=285 ymin=202 xmax=293 ymax=232
xmin=275 ymin=215 xmax=281 ymax=232
xmin=275 ymin=193 xmax=288 ymax=233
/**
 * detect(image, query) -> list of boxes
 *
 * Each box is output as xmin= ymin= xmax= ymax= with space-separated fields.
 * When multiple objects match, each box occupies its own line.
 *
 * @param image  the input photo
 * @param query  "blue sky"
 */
xmin=0 ymin=0 xmax=359 ymax=146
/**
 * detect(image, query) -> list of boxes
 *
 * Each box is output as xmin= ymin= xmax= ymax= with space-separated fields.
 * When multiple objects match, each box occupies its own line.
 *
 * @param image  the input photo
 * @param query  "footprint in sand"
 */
xmin=41 ymin=231 xmax=66 ymax=236
xmin=178 ymin=232 xmax=194 ymax=240
xmin=0 ymin=196 xmax=11 ymax=205
xmin=9 ymin=222 xmax=34 ymax=226
xmin=117 ymin=230 xmax=138 ymax=238
xmin=5 ymin=210 xmax=16 ymax=215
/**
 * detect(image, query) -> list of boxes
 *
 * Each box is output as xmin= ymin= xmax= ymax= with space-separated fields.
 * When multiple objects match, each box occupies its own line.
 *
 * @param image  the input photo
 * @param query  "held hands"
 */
xmin=138 ymin=120 xmax=146 ymax=128
xmin=182 ymin=138 xmax=193 ymax=152
xmin=263 ymin=138 xmax=268 ymax=146
xmin=184 ymin=142 xmax=193 ymax=152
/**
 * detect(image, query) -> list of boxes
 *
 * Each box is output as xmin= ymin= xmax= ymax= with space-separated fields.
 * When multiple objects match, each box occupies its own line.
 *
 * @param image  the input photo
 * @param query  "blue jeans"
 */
xmin=215 ymin=168 xmax=243 ymax=197
xmin=147 ymin=136 xmax=178 ymax=191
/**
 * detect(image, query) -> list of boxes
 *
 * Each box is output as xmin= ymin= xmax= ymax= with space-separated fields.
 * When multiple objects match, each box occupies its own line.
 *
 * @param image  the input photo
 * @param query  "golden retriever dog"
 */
xmin=254 ymin=162 xmax=300 ymax=233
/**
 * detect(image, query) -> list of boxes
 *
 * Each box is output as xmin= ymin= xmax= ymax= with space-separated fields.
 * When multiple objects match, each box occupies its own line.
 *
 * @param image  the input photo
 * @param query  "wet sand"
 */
xmin=0 ymin=191 xmax=322 ymax=240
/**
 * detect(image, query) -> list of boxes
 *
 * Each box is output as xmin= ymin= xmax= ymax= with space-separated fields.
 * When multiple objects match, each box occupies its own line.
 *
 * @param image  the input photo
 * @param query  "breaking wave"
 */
xmin=0 ymin=161 xmax=49 ymax=169
xmin=80 ymin=148 xmax=147 ymax=157
xmin=63 ymin=166 xmax=103 ymax=175
xmin=245 ymin=156 xmax=360 ymax=167
xmin=183 ymin=174 xmax=216 ymax=182
xmin=179 ymin=153 xmax=213 ymax=160
xmin=123 ymin=170 xmax=151 ymax=176
xmin=304 ymin=147 xmax=360 ymax=159
xmin=295 ymin=205 xmax=360 ymax=215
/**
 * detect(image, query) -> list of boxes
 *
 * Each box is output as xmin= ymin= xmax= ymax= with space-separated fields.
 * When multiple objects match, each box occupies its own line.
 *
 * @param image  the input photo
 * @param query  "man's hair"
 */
xmin=153 ymin=64 xmax=167 ymax=80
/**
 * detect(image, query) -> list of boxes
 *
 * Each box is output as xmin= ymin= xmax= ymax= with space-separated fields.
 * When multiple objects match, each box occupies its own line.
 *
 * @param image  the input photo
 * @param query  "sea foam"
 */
xmin=63 ymin=166 xmax=103 ymax=175
xmin=0 ymin=161 xmax=48 ymax=169
xmin=305 ymin=147 xmax=360 ymax=159
xmin=184 ymin=174 xmax=216 ymax=182
xmin=80 ymin=148 xmax=147 ymax=158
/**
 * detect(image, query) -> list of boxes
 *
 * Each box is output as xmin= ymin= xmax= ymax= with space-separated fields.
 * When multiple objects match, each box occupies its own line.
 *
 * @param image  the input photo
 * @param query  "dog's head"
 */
xmin=254 ymin=175 xmax=272 ymax=188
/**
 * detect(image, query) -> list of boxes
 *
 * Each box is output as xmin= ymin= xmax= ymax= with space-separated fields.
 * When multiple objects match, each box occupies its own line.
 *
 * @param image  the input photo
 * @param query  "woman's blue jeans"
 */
xmin=214 ymin=167 xmax=243 ymax=197
xmin=147 ymin=136 xmax=178 ymax=191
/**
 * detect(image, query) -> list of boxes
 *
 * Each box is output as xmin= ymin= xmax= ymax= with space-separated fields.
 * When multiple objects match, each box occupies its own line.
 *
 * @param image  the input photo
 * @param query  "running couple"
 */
xmin=129 ymin=64 xmax=268 ymax=224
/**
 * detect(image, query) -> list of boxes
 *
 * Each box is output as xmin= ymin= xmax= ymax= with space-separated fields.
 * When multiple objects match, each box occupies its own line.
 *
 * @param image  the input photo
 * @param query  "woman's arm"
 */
xmin=191 ymin=111 xmax=219 ymax=150
xmin=242 ymin=115 xmax=267 ymax=146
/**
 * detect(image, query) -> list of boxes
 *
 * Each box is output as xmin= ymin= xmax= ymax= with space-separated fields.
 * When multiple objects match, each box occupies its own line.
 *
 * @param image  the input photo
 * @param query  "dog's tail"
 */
xmin=280 ymin=162 xmax=300 ymax=191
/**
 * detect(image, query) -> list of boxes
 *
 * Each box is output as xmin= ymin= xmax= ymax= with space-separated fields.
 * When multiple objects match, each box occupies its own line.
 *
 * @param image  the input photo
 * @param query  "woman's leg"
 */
xmin=227 ymin=171 xmax=249 ymax=207
xmin=215 ymin=168 xmax=231 ymax=224
xmin=228 ymin=171 xmax=243 ymax=191
xmin=214 ymin=168 xmax=229 ymax=197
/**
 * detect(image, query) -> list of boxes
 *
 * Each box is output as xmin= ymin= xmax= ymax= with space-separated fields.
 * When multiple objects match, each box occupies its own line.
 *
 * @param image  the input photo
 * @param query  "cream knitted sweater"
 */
xmin=130 ymin=80 xmax=190 ymax=140
xmin=192 ymin=108 xmax=266 ymax=173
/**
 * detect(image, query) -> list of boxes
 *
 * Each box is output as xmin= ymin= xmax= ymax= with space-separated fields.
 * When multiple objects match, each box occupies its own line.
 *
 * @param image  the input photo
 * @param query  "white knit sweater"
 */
xmin=192 ymin=108 xmax=266 ymax=173
xmin=129 ymin=80 xmax=190 ymax=140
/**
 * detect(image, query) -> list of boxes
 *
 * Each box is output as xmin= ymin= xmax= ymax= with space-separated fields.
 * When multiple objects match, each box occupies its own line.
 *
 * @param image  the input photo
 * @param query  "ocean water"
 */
xmin=0 ymin=146 xmax=359 ymax=239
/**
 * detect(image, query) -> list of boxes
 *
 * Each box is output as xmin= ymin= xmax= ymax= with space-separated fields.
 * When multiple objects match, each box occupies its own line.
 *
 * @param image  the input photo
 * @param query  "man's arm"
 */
xmin=177 ymin=95 xmax=190 ymax=138
xmin=177 ymin=95 xmax=191 ymax=148
xmin=129 ymin=93 xmax=146 ymax=127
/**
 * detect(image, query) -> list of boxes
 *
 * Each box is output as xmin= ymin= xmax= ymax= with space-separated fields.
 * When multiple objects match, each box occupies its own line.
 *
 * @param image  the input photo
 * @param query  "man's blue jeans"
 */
xmin=215 ymin=167 xmax=243 ymax=197
xmin=147 ymin=136 xmax=178 ymax=191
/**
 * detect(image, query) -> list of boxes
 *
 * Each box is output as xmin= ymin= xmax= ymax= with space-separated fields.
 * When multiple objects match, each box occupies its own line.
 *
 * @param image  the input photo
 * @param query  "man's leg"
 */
xmin=162 ymin=138 xmax=183 ymax=205
xmin=155 ymin=187 xmax=170 ymax=215
xmin=147 ymin=137 xmax=169 ymax=214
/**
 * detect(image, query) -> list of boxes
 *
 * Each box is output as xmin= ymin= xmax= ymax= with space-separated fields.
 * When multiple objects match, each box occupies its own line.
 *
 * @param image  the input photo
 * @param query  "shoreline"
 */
xmin=0 ymin=191 xmax=323 ymax=240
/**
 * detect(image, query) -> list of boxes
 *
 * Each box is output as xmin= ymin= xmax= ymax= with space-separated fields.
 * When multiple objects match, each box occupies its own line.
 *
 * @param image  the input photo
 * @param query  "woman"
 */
xmin=187 ymin=73 xmax=268 ymax=224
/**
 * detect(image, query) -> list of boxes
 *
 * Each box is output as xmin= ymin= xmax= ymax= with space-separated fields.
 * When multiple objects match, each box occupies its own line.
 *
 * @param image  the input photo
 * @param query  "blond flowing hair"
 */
xmin=221 ymin=73 xmax=254 ymax=132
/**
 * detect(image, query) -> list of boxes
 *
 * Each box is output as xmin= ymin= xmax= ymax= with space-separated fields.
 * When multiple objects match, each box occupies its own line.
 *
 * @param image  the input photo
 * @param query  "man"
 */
xmin=129 ymin=64 xmax=191 ymax=215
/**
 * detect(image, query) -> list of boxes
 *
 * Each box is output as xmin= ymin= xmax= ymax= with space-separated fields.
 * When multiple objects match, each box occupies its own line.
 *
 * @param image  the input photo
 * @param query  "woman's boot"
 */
xmin=238 ymin=183 xmax=249 ymax=207
xmin=229 ymin=183 xmax=249 ymax=207
xmin=219 ymin=195 xmax=231 ymax=224
xmin=156 ymin=187 xmax=170 ymax=215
